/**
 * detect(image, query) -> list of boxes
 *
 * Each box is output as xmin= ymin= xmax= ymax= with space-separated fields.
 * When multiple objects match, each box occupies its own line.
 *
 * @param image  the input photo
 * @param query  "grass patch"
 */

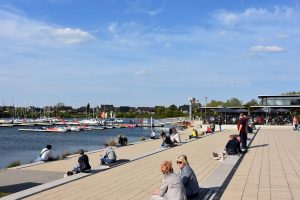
xmin=6 ymin=160 xmax=21 ymax=168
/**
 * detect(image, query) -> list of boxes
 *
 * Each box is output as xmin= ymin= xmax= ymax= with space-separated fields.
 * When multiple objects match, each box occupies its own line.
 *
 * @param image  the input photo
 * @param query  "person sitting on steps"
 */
xmin=100 ymin=144 xmax=117 ymax=165
xmin=225 ymin=134 xmax=243 ymax=155
xmin=160 ymin=131 xmax=174 ymax=148
xmin=74 ymin=149 xmax=91 ymax=173
xmin=213 ymin=134 xmax=243 ymax=160
xmin=189 ymin=129 xmax=198 ymax=139
xmin=35 ymin=144 xmax=56 ymax=162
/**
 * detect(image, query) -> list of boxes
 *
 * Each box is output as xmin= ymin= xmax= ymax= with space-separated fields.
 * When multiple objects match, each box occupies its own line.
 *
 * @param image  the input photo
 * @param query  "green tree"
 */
xmin=224 ymin=98 xmax=242 ymax=107
xmin=207 ymin=100 xmax=224 ymax=107
xmin=244 ymin=99 xmax=259 ymax=107
xmin=86 ymin=103 xmax=90 ymax=118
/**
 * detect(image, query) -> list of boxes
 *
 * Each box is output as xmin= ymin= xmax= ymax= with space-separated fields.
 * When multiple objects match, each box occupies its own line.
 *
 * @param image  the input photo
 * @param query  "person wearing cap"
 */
xmin=36 ymin=144 xmax=55 ymax=162
xmin=76 ymin=149 xmax=91 ymax=173
xmin=100 ymin=144 xmax=117 ymax=165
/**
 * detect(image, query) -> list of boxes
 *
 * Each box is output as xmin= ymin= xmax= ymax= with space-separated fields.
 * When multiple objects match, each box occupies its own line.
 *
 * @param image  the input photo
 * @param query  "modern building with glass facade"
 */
xmin=258 ymin=95 xmax=300 ymax=108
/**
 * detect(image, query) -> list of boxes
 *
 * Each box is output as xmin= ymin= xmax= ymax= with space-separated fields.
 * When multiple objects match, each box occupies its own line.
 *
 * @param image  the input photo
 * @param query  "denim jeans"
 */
xmin=100 ymin=157 xmax=116 ymax=165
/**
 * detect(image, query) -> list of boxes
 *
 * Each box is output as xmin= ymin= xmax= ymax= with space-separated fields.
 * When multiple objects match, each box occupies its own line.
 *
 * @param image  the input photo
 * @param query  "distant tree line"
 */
xmin=1 ymin=92 xmax=298 ymax=119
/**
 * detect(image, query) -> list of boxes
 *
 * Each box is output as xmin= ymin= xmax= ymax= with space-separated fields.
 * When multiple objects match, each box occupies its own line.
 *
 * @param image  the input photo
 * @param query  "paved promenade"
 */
xmin=221 ymin=127 xmax=300 ymax=200
xmin=1 ymin=125 xmax=299 ymax=200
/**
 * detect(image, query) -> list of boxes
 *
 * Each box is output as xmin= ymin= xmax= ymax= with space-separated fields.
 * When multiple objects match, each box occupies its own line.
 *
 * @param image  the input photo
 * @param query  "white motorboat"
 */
xmin=69 ymin=126 xmax=82 ymax=132
xmin=80 ymin=119 xmax=99 ymax=126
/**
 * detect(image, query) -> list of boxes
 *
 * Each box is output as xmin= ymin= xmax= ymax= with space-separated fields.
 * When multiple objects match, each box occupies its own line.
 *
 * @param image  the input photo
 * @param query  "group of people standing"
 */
xmin=151 ymin=155 xmax=200 ymax=200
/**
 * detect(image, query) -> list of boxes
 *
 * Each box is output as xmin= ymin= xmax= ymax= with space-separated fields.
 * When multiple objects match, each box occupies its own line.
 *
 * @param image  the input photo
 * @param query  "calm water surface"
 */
xmin=0 ymin=125 xmax=152 ymax=169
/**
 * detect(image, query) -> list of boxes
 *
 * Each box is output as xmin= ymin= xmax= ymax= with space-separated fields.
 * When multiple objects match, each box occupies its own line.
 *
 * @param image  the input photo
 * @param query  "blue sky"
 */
xmin=0 ymin=0 xmax=300 ymax=108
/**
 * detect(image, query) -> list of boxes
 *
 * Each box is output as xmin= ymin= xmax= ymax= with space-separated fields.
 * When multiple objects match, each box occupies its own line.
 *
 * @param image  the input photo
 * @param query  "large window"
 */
xmin=261 ymin=96 xmax=300 ymax=106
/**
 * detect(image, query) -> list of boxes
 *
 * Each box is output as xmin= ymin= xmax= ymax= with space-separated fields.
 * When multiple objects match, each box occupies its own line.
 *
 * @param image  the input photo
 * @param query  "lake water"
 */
xmin=0 ymin=125 xmax=153 ymax=169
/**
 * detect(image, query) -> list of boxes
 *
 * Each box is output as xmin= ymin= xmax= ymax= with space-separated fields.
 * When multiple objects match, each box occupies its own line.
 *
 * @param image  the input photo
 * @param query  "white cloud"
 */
xmin=276 ymin=34 xmax=289 ymax=39
xmin=48 ymin=27 xmax=94 ymax=45
xmin=107 ymin=22 xmax=118 ymax=33
xmin=214 ymin=10 xmax=238 ymax=25
xmin=214 ymin=6 xmax=296 ymax=26
xmin=125 ymin=0 xmax=164 ymax=17
xmin=135 ymin=70 xmax=151 ymax=76
xmin=250 ymin=45 xmax=286 ymax=52
xmin=0 ymin=9 xmax=95 ymax=46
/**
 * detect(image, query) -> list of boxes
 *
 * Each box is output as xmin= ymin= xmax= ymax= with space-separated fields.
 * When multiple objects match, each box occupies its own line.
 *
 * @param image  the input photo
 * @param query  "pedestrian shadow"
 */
xmin=248 ymin=144 xmax=268 ymax=149
xmin=198 ymin=187 xmax=220 ymax=200
xmin=0 ymin=182 xmax=41 ymax=193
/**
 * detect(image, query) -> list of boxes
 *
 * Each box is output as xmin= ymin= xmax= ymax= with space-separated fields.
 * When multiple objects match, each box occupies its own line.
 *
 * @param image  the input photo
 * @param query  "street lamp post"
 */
xmin=205 ymin=97 xmax=208 ymax=123
xmin=188 ymin=97 xmax=193 ymax=120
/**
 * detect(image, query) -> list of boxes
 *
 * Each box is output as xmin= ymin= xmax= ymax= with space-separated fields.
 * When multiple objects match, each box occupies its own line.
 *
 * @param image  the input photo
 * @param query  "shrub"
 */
xmin=6 ymin=160 xmax=21 ymax=168
xmin=107 ymin=138 xmax=117 ymax=146
xmin=140 ymin=136 xmax=146 ymax=141
xmin=61 ymin=152 xmax=71 ymax=158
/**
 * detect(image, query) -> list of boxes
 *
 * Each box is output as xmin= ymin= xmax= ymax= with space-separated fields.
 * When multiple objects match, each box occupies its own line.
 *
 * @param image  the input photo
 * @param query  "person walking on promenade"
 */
xmin=177 ymin=155 xmax=200 ymax=200
xmin=218 ymin=117 xmax=222 ymax=131
xmin=151 ymin=160 xmax=187 ymax=200
xmin=35 ymin=144 xmax=55 ymax=162
xmin=237 ymin=113 xmax=248 ymax=150
xmin=100 ymin=144 xmax=117 ymax=165
xmin=293 ymin=116 xmax=299 ymax=130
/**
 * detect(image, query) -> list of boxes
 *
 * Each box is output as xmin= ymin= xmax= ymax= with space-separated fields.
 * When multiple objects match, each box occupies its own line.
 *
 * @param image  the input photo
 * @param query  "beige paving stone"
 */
xmin=221 ymin=190 xmax=244 ymax=200
xmin=243 ymin=184 xmax=258 ymax=197
xmin=247 ymin=176 xmax=260 ymax=185
xmin=270 ymin=176 xmax=288 ymax=187
xmin=258 ymin=189 xmax=270 ymax=200
xmin=222 ymin=127 xmax=300 ymax=200
xmin=242 ymin=196 xmax=258 ymax=200
xmin=271 ymin=190 xmax=292 ymax=200
xmin=290 ymin=188 xmax=300 ymax=199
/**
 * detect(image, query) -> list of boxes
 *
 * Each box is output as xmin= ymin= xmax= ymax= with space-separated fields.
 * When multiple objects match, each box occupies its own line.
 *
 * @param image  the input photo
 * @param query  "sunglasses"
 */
xmin=176 ymin=161 xmax=183 ymax=164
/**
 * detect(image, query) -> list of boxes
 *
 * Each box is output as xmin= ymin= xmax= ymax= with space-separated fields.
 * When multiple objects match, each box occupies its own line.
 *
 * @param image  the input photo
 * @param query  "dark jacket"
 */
xmin=179 ymin=165 xmax=200 ymax=198
xmin=78 ymin=154 xmax=91 ymax=172
xmin=225 ymin=138 xmax=241 ymax=155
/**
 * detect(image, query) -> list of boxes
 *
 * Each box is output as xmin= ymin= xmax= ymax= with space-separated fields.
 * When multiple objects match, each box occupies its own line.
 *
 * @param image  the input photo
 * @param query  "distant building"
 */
xmin=257 ymin=95 xmax=300 ymax=112
xmin=258 ymin=95 xmax=300 ymax=107
xmin=100 ymin=105 xmax=114 ymax=112
xmin=119 ymin=106 xmax=131 ymax=113
xmin=179 ymin=105 xmax=189 ymax=113
xmin=136 ymin=107 xmax=155 ymax=114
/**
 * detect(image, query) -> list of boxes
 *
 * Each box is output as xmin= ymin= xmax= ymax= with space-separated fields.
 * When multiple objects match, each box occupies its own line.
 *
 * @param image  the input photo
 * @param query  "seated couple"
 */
xmin=66 ymin=149 xmax=91 ymax=176
xmin=160 ymin=131 xmax=175 ymax=148
xmin=213 ymin=134 xmax=243 ymax=160
xmin=117 ymin=135 xmax=128 ymax=146
xmin=100 ymin=144 xmax=117 ymax=165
